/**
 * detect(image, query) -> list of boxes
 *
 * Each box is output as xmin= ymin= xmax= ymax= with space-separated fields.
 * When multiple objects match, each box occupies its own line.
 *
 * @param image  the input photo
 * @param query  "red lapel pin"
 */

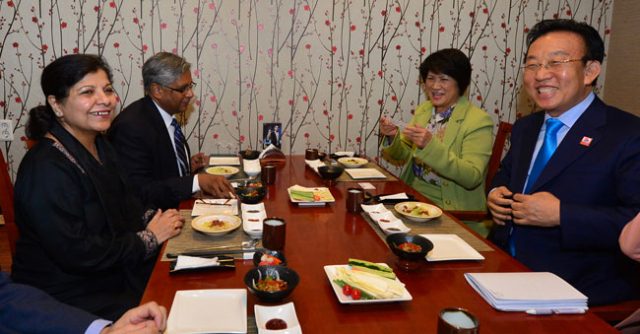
xmin=580 ymin=136 xmax=593 ymax=146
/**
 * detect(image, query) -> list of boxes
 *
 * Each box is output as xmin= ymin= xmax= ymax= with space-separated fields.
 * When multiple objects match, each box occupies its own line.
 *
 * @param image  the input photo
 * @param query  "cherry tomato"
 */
xmin=342 ymin=284 xmax=352 ymax=296
xmin=351 ymin=288 xmax=362 ymax=300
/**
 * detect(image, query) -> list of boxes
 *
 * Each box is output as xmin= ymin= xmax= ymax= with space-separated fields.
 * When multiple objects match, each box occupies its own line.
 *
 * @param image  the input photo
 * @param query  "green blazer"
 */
xmin=383 ymin=96 xmax=493 ymax=211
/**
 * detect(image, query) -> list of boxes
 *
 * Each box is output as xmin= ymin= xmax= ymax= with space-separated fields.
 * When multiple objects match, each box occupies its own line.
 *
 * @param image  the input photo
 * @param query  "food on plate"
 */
xmin=248 ymin=218 xmax=260 ymax=222
xmin=332 ymin=262 xmax=404 ymax=300
xmin=259 ymin=253 xmax=283 ymax=266
xmin=398 ymin=242 xmax=422 ymax=253
xmin=265 ymin=318 xmax=287 ymax=330
xmin=343 ymin=159 xmax=361 ymax=165
xmin=245 ymin=189 xmax=260 ymax=197
xmin=253 ymin=275 xmax=288 ymax=292
xmin=203 ymin=219 xmax=232 ymax=230
xmin=399 ymin=204 xmax=431 ymax=217
xmin=386 ymin=227 xmax=401 ymax=232
xmin=379 ymin=219 xmax=391 ymax=223
xmin=209 ymin=167 xmax=235 ymax=174
xmin=289 ymin=190 xmax=316 ymax=202
xmin=348 ymin=258 xmax=396 ymax=280
xmin=247 ymin=182 xmax=263 ymax=187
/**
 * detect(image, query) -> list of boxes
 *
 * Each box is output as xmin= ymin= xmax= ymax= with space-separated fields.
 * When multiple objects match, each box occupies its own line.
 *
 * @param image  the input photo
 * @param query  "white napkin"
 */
xmin=305 ymin=159 xmax=323 ymax=173
xmin=379 ymin=192 xmax=409 ymax=200
xmin=191 ymin=199 xmax=239 ymax=216
xmin=175 ymin=256 xmax=219 ymax=270
xmin=258 ymin=144 xmax=278 ymax=159
xmin=334 ymin=151 xmax=355 ymax=157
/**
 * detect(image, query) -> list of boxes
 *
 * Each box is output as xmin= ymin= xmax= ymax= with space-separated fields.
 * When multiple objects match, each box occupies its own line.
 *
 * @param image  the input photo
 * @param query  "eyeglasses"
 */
xmin=521 ymin=59 xmax=583 ymax=73
xmin=163 ymin=82 xmax=197 ymax=94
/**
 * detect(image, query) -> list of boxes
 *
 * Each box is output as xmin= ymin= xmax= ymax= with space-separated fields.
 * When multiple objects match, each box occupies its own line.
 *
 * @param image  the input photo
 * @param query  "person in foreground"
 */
xmin=108 ymin=52 xmax=234 ymax=210
xmin=0 ymin=271 xmax=166 ymax=334
xmin=487 ymin=19 xmax=640 ymax=306
xmin=616 ymin=213 xmax=640 ymax=333
xmin=380 ymin=48 xmax=493 ymax=235
xmin=12 ymin=54 xmax=185 ymax=320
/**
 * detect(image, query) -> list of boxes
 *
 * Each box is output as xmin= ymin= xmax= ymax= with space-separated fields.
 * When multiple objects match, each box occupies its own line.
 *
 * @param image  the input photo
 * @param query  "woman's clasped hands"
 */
xmin=146 ymin=209 xmax=185 ymax=244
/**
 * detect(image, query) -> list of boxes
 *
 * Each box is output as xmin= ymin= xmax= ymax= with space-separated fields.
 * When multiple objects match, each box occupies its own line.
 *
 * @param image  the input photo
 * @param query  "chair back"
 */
xmin=0 ymin=149 xmax=18 ymax=255
xmin=485 ymin=121 xmax=512 ymax=194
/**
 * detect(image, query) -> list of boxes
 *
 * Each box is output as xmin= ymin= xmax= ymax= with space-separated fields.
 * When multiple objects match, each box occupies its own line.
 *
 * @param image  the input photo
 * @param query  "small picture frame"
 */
xmin=263 ymin=122 xmax=282 ymax=149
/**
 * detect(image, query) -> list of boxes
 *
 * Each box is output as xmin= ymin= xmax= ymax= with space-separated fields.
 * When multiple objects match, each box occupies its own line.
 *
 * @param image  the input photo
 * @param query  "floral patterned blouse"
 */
xmin=411 ymin=104 xmax=455 ymax=185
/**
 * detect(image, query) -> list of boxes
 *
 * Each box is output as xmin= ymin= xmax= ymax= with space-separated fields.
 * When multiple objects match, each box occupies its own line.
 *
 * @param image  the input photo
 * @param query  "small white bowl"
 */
xmin=243 ymin=217 xmax=263 ymax=238
xmin=369 ymin=210 xmax=396 ymax=223
xmin=241 ymin=203 xmax=266 ymax=214
xmin=380 ymin=220 xmax=411 ymax=235
xmin=337 ymin=157 xmax=368 ymax=168
xmin=254 ymin=302 xmax=302 ymax=334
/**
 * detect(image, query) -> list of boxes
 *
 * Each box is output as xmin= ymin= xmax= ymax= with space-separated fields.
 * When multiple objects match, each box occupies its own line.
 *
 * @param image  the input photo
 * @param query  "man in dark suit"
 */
xmin=488 ymin=19 xmax=640 ymax=306
xmin=108 ymin=52 xmax=234 ymax=210
xmin=0 ymin=271 xmax=166 ymax=333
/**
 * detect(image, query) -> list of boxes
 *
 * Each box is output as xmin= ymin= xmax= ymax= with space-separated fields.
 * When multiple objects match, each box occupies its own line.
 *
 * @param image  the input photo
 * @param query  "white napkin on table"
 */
xmin=175 ymin=256 xmax=220 ymax=270
xmin=379 ymin=192 xmax=409 ymax=200
xmin=305 ymin=159 xmax=323 ymax=173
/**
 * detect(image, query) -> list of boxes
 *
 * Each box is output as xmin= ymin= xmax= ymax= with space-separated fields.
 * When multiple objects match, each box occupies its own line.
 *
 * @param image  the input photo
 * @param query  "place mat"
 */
xmin=336 ymin=162 xmax=396 ymax=182
xmin=161 ymin=210 xmax=261 ymax=261
xmin=362 ymin=207 xmax=493 ymax=252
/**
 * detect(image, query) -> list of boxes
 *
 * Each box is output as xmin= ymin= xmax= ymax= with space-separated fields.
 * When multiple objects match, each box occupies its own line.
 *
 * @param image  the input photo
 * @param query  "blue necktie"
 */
xmin=171 ymin=118 xmax=189 ymax=176
xmin=509 ymin=118 xmax=563 ymax=256
xmin=524 ymin=118 xmax=563 ymax=194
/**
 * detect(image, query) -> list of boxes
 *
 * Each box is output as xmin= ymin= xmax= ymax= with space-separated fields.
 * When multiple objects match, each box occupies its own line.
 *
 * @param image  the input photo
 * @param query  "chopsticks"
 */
xmin=196 ymin=198 xmax=233 ymax=206
xmin=166 ymin=248 xmax=264 ymax=259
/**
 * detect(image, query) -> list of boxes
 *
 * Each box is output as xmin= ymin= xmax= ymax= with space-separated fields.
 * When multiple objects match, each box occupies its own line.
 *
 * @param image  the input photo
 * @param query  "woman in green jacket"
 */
xmin=380 ymin=49 xmax=493 ymax=235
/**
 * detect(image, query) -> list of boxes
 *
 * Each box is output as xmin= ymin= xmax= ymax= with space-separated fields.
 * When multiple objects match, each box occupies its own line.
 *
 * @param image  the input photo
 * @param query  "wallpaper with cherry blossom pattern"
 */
xmin=0 ymin=0 xmax=613 ymax=180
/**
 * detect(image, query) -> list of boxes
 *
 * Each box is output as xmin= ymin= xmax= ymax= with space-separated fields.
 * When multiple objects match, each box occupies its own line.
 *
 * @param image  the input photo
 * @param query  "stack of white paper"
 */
xmin=464 ymin=272 xmax=588 ymax=312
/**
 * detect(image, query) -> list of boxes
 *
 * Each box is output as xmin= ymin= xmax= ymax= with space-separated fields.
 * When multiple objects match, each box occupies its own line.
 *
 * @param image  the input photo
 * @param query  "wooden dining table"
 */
xmin=140 ymin=156 xmax=616 ymax=333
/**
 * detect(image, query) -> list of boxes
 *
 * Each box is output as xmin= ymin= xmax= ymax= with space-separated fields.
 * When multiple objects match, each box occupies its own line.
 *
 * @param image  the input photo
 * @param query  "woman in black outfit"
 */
xmin=11 ymin=54 xmax=185 ymax=320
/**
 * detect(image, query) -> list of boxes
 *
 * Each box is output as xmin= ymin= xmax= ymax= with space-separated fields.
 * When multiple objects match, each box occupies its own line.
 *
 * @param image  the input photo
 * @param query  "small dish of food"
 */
xmin=254 ymin=302 xmax=302 ymax=334
xmin=205 ymin=166 xmax=240 ymax=178
xmin=369 ymin=211 xmax=397 ymax=224
xmin=337 ymin=157 xmax=368 ymax=168
xmin=361 ymin=203 xmax=389 ymax=214
xmin=244 ymin=266 xmax=299 ymax=303
xmin=241 ymin=202 xmax=266 ymax=214
xmin=394 ymin=202 xmax=442 ymax=222
xmin=191 ymin=214 xmax=242 ymax=236
xmin=380 ymin=220 xmax=411 ymax=235
xmin=243 ymin=216 xmax=263 ymax=238
xmin=386 ymin=233 xmax=434 ymax=263
xmin=253 ymin=250 xmax=287 ymax=267
xmin=236 ymin=186 xmax=267 ymax=204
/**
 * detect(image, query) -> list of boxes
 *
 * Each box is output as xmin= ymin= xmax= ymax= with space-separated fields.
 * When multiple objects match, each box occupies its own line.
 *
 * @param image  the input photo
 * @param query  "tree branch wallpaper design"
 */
xmin=0 ymin=0 xmax=613 ymax=179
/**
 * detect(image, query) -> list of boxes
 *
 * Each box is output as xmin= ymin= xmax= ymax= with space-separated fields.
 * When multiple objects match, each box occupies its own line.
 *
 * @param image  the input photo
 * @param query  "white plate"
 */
xmin=420 ymin=234 xmax=485 ymax=261
xmin=209 ymin=156 xmax=241 ymax=166
xmin=337 ymin=157 xmax=368 ymax=168
xmin=254 ymin=302 xmax=302 ymax=334
xmin=324 ymin=264 xmax=412 ymax=304
xmin=344 ymin=168 xmax=387 ymax=179
xmin=166 ymin=289 xmax=247 ymax=334
xmin=206 ymin=166 xmax=240 ymax=178
xmin=287 ymin=185 xmax=335 ymax=203
xmin=192 ymin=199 xmax=239 ymax=216
xmin=192 ymin=214 xmax=242 ymax=236
xmin=394 ymin=202 xmax=442 ymax=222
xmin=370 ymin=211 xmax=397 ymax=224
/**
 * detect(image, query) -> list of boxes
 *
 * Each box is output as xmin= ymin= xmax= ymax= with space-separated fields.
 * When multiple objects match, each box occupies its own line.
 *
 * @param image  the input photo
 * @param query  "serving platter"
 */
xmin=324 ymin=264 xmax=412 ymax=304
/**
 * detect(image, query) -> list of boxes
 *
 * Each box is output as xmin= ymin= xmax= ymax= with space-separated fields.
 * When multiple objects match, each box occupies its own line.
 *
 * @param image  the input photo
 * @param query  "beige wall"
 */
xmin=604 ymin=0 xmax=640 ymax=117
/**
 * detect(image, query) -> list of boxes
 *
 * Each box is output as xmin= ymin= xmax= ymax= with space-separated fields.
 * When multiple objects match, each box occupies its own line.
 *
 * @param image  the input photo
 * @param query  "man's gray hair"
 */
xmin=142 ymin=52 xmax=191 ymax=93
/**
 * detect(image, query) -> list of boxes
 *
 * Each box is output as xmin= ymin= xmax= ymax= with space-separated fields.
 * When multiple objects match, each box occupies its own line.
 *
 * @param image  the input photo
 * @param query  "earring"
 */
xmin=55 ymin=112 xmax=62 ymax=117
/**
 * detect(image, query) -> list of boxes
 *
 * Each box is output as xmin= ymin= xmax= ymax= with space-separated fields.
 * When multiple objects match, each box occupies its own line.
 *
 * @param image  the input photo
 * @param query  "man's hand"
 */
xmin=199 ymin=174 xmax=235 ymax=198
xmin=511 ymin=192 xmax=561 ymax=227
xmin=402 ymin=123 xmax=433 ymax=149
xmin=190 ymin=153 xmax=208 ymax=174
xmin=103 ymin=302 xmax=167 ymax=333
xmin=487 ymin=186 xmax=513 ymax=226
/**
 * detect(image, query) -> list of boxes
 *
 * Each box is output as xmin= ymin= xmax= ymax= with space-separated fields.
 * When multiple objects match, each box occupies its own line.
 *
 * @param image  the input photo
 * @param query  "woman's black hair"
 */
xmin=419 ymin=48 xmax=472 ymax=94
xmin=26 ymin=54 xmax=113 ymax=140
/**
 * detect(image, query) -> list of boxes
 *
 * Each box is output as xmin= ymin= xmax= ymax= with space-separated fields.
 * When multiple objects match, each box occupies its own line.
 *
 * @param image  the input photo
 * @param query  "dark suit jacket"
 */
xmin=108 ymin=96 xmax=194 ymax=210
xmin=0 ymin=272 xmax=98 ymax=333
xmin=491 ymin=96 xmax=640 ymax=306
